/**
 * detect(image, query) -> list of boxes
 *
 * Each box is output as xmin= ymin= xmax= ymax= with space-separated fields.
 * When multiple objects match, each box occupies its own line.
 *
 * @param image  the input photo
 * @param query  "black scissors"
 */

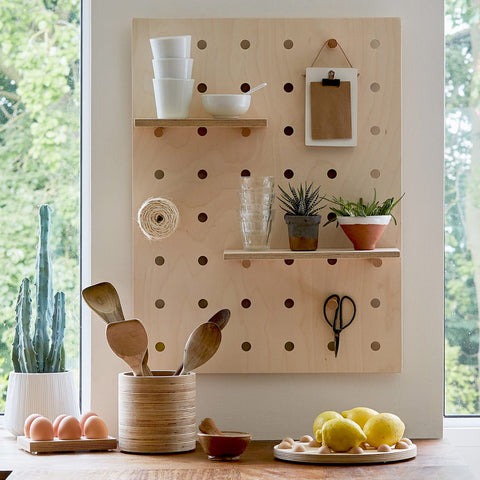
xmin=323 ymin=294 xmax=356 ymax=357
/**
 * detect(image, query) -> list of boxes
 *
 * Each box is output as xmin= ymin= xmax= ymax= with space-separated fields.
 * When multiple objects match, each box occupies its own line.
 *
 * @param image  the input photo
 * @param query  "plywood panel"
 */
xmin=132 ymin=18 xmax=401 ymax=373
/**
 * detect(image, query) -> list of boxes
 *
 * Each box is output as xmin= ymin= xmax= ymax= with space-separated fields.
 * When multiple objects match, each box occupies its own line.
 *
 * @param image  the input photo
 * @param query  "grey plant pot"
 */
xmin=284 ymin=214 xmax=322 ymax=251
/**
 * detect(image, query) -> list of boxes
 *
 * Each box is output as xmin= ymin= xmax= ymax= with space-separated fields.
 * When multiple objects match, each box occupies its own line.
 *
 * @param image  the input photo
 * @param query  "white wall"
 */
xmin=84 ymin=0 xmax=444 ymax=439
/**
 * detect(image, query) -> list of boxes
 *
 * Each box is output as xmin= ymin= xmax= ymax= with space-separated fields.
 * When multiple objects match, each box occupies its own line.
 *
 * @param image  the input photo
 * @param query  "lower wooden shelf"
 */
xmin=223 ymin=248 xmax=400 ymax=260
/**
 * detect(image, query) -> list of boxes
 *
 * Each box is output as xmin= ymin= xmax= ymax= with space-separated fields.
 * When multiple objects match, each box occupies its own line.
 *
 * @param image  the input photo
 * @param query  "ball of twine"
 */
xmin=137 ymin=197 xmax=180 ymax=240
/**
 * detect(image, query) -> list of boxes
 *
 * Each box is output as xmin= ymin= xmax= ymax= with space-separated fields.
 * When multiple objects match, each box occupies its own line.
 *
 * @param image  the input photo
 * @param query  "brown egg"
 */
xmin=57 ymin=415 xmax=82 ymax=440
xmin=84 ymin=416 xmax=108 ymax=439
xmin=24 ymin=413 xmax=42 ymax=438
xmin=79 ymin=412 xmax=98 ymax=436
xmin=30 ymin=417 xmax=54 ymax=441
xmin=52 ymin=414 xmax=67 ymax=437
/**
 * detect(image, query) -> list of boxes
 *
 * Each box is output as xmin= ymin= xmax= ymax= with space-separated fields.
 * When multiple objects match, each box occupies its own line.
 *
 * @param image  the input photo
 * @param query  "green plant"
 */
xmin=278 ymin=182 xmax=325 ymax=216
xmin=11 ymin=205 xmax=66 ymax=373
xmin=325 ymin=190 xmax=404 ymax=225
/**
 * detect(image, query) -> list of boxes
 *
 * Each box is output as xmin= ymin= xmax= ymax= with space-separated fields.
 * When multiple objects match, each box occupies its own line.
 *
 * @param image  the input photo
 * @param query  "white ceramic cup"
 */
xmin=152 ymin=78 xmax=194 ymax=119
xmin=150 ymin=35 xmax=191 ymax=59
xmin=152 ymin=58 xmax=193 ymax=79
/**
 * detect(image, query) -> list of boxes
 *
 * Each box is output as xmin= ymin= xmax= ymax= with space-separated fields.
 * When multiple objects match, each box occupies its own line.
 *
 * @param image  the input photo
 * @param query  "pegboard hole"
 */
xmin=327 ymin=259 xmax=337 ymax=265
xmin=284 ymin=126 xmax=294 ymax=136
xmin=197 ymin=82 xmax=208 ymax=93
xmin=154 ymin=169 xmax=165 ymax=180
xmin=198 ymin=256 xmax=208 ymax=266
xmin=197 ymin=169 xmax=208 ymax=179
xmin=370 ymin=39 xmax=381 ymax=49
xmin=370 ymin=125 xmax=381 ymax=136
xmin=197 ymin=127 xmax=208 ymax=136
xmin=327 ymin=169 xmax=337 ymax=179
xmin=327 ymin=341 xmax=335 ymax=352
xmin=154 ymin=127 xmax=164 ymax=137
xmin=283 ymin=82 xmax=294 ymax=93
xmin=241 ymin=342 xmax=252 ymax=352
xmin=371 ymin=341 xmax=381 ymax=351
xmin=370 ymin=82 xmax=381 ymax=93
xmin=371 ymin=258 xmax=383 ymax=268
xmin=284 ymin=259 xmax=294 ymax=266
xmin=370 ymin=169 xmax=381 ymax=179
xmin=370 ymin=298 xmax=381 ymax=308
xmin=198 ymin=299 xmax=208 ymax=309
xmin=198 ymin=212 xmax=208 ymax=223
xmin=283 ymin=39 xmax=294 ymax=49
xmin=240 ymin=39 xmax=251 ymax=49
xmin=241 ymin=128 xmax=251 ymax=137
xmin=156 ymin=215 xmax=164 ymax=224
xmin=284 ymin=298 xmax=294 ymax=309
xmin=284 ymin=341 xmax=295 ymax=351
xmin=241 ymin=169 xmax=251 ymax=177
xmin=284 ymin=169 xmax=294 ymax=179
xmin=241 ymin=298 xmax=252 ymax=308
xmin=240 ymin=82 xmax=251 ymax=93
xmin=242 ymin=260 xmax=251 ymax=269
xmin=155 ymin=256 xmax=165 ymax=266
xmin=155 ymin=299 xmax=165 ymax=309
xmin=197 ymin=39 xmax=207 ymax=50
xmin=327 ymin=212 xmax=337 ymax=222
xmin=155 ymin=342 xmax=166 ymax=352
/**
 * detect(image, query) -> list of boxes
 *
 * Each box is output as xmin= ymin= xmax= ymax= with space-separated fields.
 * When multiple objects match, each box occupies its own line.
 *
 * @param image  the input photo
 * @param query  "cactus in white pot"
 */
xmin=4 ymin=205 xmax=79 ymax=436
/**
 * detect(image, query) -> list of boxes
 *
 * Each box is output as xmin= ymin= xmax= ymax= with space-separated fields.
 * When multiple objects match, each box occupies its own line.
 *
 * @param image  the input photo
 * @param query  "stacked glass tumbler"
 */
xmin=239 ymin=176 xmax=275 ymax=250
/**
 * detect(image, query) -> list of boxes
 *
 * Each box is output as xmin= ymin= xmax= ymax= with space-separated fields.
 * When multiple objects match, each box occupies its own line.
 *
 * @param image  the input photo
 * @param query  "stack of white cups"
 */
xmin=150 ymin=35 xmax=194 ymax=119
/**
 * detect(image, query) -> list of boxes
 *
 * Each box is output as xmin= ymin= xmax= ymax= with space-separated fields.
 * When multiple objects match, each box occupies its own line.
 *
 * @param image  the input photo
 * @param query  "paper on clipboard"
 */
xmin=305 ymin=67 xmax=357 ymax=147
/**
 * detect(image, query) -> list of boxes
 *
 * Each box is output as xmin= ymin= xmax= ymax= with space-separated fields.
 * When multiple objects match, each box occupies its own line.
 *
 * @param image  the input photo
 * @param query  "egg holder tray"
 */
xmin=273 ymin=438 xmax=417 ymax=465
xmin=17 ymin=436 xmax=117 ymax=454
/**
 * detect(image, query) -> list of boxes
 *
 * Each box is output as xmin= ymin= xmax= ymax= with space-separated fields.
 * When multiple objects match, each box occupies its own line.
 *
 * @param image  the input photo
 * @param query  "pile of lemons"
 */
xmin=313 ymin=407 xmax=406 ymax=452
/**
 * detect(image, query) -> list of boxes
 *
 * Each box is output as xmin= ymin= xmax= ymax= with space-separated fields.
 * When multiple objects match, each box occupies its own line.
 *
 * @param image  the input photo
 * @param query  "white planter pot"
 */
xmin=4 ymin=371 xmax=80 ymax=436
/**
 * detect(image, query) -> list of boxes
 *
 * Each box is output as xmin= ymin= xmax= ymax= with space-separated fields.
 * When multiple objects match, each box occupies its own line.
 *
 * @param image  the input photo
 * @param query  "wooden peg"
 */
xmin=326 ymin=297 xmax=338 ymax=310
xmin=327 ymin=38 xmax=338 ymax=48
xmin=154 ymin=127 xmax=164 ymax=137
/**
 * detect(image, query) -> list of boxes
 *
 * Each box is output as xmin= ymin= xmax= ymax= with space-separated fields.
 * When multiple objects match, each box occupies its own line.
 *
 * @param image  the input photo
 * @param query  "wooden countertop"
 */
xmin=0 ymin=429 xmax=475 ymax=479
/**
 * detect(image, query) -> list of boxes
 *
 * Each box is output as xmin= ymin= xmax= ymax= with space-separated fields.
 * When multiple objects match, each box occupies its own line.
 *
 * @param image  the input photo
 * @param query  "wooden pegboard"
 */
xmin=132 ymin=18 xmax=401 ymax=373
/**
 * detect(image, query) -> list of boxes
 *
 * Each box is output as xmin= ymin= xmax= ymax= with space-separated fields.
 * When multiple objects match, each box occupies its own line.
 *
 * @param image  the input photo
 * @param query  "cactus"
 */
xmin=11 ymin=205 xmax=66 ymax=373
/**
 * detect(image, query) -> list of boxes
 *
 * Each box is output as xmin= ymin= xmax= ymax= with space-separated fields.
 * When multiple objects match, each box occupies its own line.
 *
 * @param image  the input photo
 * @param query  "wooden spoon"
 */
xmin=177 ymin=322 xmax=222 ymax=375
xmin=173 ymin=309 xmax=230 ymax=375
xmin=199 ymin=417 xmax=223 ymax=436
xmin=105 ymin=319 xmax=148 ymax=376
xmin=82 ymin=282 xmax=152 ymax=376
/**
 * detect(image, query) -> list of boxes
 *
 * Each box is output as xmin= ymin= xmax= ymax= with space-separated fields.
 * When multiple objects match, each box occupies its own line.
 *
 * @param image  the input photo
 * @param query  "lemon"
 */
xmin=312 ymin=410 xmax=342 ymax=439
xmin=363 ymin=412 xmax=405 ymax=447
xmin=341 ymin=407 xmax=379 ymax=429
xmin=321 ymin=418 xmax=367 ymax=452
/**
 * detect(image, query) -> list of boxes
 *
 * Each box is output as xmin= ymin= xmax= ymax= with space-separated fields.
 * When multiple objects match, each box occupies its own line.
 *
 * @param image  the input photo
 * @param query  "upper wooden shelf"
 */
xmin=134 ymin=118 xmax=268 ymax=128
xmin=223 ymin=248 xmax=401 ymax=260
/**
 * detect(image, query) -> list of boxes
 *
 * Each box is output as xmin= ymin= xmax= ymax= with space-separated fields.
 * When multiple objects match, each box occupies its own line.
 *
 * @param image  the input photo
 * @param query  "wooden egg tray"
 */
xmin=273 ymin=439 xmax=417 ymax=464
xmin=17 ymin=436 xmax=117 ymax=454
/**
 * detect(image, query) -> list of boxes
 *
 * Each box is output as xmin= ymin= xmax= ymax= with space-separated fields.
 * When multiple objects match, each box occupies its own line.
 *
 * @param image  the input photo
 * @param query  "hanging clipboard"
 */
xmin=305 ymin=67 xmax=358 ymax=147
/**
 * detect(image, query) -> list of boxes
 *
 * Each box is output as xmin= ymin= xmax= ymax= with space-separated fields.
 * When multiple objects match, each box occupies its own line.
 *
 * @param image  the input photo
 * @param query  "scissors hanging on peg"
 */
xmin=323 ymin=294 xmax=356 ymax=357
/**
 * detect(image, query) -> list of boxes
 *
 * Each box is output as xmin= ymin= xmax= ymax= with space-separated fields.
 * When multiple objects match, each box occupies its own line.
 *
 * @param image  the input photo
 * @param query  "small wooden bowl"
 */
xmin=198 ymin=431 xmax=251 ymax=460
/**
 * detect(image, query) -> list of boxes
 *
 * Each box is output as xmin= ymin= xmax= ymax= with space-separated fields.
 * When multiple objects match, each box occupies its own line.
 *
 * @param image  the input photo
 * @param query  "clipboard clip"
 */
xmin=322 ymin=70 xmax=340 ymax=87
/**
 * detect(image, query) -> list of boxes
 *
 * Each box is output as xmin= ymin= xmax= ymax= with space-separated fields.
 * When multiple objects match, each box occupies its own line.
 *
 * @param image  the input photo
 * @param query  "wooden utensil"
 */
xmin=105 ymin=319 xmax=148 ymax=376
xmin=199 ymin=417 xmax=223 ymax=436
xmin=177 ymin=322 xmax=221 ymax=375
xmin=82 ymin=282 xmax=152 ymax=376
xmin=173 ymin=309 xmax=230 ymax=375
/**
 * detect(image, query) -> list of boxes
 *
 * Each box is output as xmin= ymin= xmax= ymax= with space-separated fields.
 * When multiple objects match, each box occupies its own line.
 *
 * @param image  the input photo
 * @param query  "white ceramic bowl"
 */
xmin=202 ymin=94 xmax=251 ymax=119
xmin=152 ymin=58 xmax=193 ymax=79
xmin=150 ymin=35 xmax=191 ymax=59
xmin=152 ymin=78 xmax=194 ymax=119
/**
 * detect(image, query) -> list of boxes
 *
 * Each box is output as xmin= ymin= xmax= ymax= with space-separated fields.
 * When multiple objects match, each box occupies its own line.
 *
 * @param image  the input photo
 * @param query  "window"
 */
xmin=0 ymin=0 xmax=80 ymax=409
xmin=445 ymin=0 xmax=480 ymax=415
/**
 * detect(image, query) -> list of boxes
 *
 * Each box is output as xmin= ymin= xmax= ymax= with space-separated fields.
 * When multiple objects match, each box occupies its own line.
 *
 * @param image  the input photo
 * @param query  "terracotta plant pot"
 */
xmin=284 ymin=214 xmax=322 ymax=251
xmin=337 ymin=215 xmax=391 ymax=250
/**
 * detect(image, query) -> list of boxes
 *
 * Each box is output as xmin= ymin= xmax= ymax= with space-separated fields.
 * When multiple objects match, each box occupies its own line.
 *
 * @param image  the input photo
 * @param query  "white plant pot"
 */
xmin=4 ymin=371 xmax=80 ymax=436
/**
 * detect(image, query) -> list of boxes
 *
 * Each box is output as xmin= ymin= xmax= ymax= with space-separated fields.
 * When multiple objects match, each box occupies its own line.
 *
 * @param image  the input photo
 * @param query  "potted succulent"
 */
xmin=4 ymin=205 xmax=79 ymax=436
xmin=278 ymin=182 xmax=325 ymax=251
xmin=325 ymin=190 xmax=404 ymax=250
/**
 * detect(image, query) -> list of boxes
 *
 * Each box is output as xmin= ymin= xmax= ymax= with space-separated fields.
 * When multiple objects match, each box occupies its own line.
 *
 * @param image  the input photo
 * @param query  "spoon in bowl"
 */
xmin=243 ymin=82 xmax=267 ymax=95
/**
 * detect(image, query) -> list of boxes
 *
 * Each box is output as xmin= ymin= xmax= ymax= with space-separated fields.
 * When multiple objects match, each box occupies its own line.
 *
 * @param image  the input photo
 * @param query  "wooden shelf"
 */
xmin=223 ymin=248 xmax=401 ymax=260
xmin=134 ymin=118 xmax=268 ymax=128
